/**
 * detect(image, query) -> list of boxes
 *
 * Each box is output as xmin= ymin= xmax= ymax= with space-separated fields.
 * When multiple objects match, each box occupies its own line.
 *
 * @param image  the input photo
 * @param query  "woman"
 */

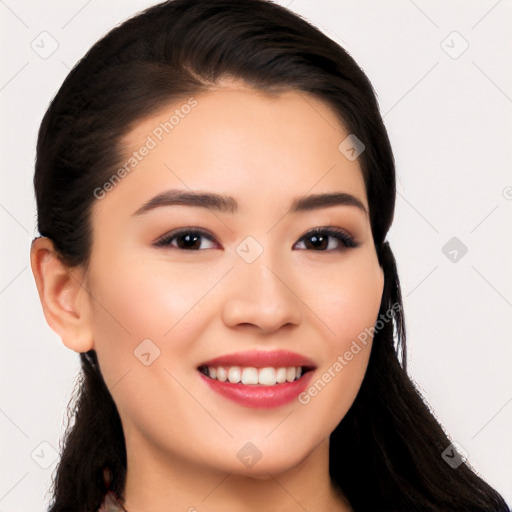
xmin=29 ymin=0 xmax=510 ymax=511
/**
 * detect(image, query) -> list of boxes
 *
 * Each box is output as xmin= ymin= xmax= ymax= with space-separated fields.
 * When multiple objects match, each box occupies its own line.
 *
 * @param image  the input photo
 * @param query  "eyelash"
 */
xmin=153 ymin=226 xmax=359 ymax=252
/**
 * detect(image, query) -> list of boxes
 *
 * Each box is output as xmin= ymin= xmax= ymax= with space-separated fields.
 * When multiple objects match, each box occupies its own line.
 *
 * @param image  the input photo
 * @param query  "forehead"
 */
xmin=94 ymin=86 xmax=368 ymax=218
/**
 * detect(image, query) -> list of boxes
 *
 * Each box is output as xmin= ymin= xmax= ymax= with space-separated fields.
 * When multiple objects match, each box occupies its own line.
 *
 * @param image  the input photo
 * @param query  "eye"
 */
xmin=154 ymin=228 xmax=217 ymax=251
xmin=293 ymin=227 xmax=358 ymax=251
xmin=153 ymin=226 xmax=358 ymax=252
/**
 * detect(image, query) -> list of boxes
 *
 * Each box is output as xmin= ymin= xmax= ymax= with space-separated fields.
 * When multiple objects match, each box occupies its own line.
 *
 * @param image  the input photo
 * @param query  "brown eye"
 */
xmin=154 ymin=229 xmax=217 ymax=250
xmin=293 ymin=227 xmax=358 ymax=251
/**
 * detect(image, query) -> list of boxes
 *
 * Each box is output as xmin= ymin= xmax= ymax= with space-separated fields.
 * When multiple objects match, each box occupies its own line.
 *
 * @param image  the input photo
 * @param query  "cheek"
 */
xmin=88 ymin=248 xmax=218 ymax=334
xmin=84 ymin=258 xmax=220 ymax=447
xmin=309 ymin=253 xmax=384 ymax=349
xmin=295 ymin=253 xmax=383 ymax=430
xmin=84 ymin=256 xmax=214 ymax=388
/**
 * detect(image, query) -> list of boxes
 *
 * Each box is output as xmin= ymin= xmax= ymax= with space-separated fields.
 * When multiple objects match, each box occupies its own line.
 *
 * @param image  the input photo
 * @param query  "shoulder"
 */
xmin=97 ymin=490 xmax=127 ymax=512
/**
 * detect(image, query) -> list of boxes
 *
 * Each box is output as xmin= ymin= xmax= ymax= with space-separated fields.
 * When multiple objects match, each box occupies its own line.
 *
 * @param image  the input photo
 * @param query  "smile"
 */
xmin=197 ymin=350 xmax=316 ymax=408
xmin=198 ymin=365 xmax=304 ymax=386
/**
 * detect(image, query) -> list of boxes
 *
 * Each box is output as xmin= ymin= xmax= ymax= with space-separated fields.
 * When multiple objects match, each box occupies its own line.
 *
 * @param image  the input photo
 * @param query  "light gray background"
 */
xmin=1 ymin=1 xmax=511 ymax=510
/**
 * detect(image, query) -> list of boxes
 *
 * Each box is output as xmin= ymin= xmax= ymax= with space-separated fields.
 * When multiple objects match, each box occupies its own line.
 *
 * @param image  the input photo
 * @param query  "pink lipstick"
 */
xmin=197 ymin=350 xmax=316 ymax=408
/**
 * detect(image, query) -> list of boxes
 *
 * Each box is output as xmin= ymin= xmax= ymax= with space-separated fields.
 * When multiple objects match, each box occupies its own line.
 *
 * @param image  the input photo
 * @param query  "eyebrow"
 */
xmin=132 ymin=189 xmax=368 ymax=217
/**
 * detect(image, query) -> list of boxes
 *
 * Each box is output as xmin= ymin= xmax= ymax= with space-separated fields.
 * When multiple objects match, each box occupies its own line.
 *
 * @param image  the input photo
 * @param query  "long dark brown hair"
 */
xmin=33 ymin=1 xmax=509 ymax=511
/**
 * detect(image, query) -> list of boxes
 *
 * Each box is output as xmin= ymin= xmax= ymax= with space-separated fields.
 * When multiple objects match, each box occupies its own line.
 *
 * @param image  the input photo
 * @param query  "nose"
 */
xmin=222 ymin=257 xmax=302 ymax=335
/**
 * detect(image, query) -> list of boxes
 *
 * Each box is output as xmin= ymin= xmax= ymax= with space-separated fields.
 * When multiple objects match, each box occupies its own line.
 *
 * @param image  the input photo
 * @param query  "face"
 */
xmin=84 ymin=81 xmax=384 ymax=478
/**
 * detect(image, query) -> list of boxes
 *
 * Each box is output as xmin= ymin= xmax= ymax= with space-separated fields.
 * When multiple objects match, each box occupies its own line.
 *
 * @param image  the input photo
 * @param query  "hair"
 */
xmin=33 ymin=1 xmax=509 ymax=511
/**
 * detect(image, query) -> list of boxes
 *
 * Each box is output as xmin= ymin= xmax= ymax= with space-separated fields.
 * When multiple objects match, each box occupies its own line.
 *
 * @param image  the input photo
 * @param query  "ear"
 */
xmin=30 ymin=236 xmax=94 ymax=353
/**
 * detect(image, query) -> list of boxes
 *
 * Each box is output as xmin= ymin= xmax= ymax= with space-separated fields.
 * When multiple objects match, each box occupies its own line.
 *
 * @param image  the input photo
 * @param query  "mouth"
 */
xmin=197 ymin=364 xmax=314 ymax=386
xmin=197 ymin=350 xmax=316 ymax=408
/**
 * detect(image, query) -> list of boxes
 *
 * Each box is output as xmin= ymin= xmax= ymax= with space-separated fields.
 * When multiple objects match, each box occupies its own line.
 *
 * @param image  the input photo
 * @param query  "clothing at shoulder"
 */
xmin=97 ymin=490 xmax=128 ymax=512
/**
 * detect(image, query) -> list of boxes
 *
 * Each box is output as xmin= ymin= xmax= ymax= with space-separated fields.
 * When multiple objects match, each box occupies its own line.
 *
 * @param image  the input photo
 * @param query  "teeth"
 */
xmin=204 ymin=365 xmax=304 ymax=385
xmin=216 ymin=367 xmax=227 ymax=382
xmin=241 ymin=367 xmax=259 ymax=385
xmin=227 ymin=366 xmax=241 ymax=383
xmin=276 ymin=367 xmax=287 ymax=383
xmin=259 ymin=367 xmax=276 ymax=386
xmin=286 ymin=367 xmax=296 ymax=382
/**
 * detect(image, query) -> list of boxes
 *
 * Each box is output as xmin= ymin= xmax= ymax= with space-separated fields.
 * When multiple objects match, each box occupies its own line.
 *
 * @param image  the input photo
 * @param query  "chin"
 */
xmin=221 ymin=442 xmax=316 ymax=478
xmin=230 ymin=459 xmax=300 ymax=478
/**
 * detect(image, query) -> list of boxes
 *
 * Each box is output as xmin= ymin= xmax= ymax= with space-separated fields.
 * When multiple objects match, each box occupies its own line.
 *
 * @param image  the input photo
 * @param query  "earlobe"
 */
xmin=30 ymin=237 xmax=94 ymax=353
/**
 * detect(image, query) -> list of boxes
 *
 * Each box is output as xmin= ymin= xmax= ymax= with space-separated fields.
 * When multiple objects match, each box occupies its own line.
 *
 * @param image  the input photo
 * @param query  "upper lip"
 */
xmin=198 ymin=350 xmax=316 ymax=370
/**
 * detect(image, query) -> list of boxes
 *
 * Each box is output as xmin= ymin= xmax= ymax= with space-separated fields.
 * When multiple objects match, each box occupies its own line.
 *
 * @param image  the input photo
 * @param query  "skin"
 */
xmin=31 ymin=79 xmax=384 ymax=512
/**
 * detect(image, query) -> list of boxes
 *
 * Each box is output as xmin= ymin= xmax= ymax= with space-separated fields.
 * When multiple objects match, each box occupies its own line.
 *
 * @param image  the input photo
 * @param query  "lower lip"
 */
xmin=199 ymin=371 xmax=315 ymax=408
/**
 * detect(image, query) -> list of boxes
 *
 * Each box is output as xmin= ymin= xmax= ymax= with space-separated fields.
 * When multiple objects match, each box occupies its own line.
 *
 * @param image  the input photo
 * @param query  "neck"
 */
xmin=122 ymin=436 xmax=352 ymax=512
